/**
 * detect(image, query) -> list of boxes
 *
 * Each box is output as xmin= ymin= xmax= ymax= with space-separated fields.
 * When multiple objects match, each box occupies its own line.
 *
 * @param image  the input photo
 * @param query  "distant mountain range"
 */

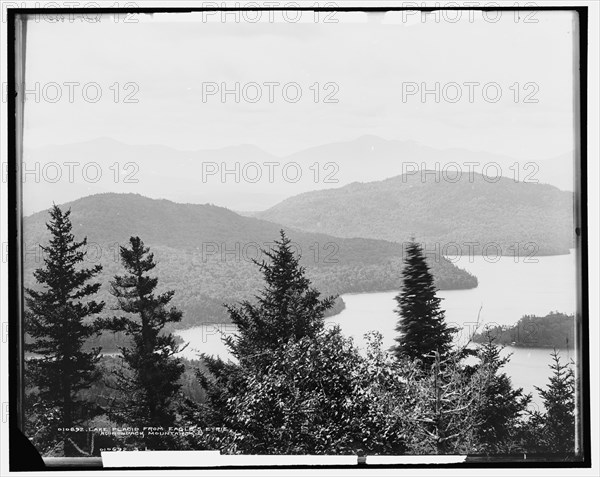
xmin=22 ymin=136 xmax=574 ymax=215
xmin=257 ymin=171 xmax=574 ymax=256
xmin=23 ymin=193 xmax=477 ymax=329
xmin=21 ymin=136 xmax=575 ymax=330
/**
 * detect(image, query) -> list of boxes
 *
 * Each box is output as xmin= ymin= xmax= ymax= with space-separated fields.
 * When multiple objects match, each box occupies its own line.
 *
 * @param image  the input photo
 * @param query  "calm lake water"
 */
xmin=176 ymin=250 xmax=578 ymax=407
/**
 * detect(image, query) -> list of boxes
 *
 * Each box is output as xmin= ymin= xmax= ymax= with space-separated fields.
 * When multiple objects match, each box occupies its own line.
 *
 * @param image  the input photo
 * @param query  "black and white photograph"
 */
xmin=1 ymin=1 xmax=598 ymax=474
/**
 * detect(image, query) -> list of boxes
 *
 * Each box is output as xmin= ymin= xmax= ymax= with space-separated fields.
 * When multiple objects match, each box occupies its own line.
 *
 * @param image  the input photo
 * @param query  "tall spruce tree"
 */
xmin=223 ymin=229 xmax=335 ymax=367
xmin=535 ymin=350 xmax=576 ymax=453
xmin=24 ymin=205 xmax=105 ymax=456
xmin=473 ymin=334 xmax=531 ymax=453
xmin=392 ymin=241 xmax=455 ymax=367
xmin=201 ymin=230 xmax=335 ymax=426
xmin=100 ymin=237 xmax=185 ymax=447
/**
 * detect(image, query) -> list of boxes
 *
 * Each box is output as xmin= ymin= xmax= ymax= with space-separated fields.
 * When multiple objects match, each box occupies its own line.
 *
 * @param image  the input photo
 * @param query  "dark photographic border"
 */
xmin=6 ymin=4 xmax=591 ymax=471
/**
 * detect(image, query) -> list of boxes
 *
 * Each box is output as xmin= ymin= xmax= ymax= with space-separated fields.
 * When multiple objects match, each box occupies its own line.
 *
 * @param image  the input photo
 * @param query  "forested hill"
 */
xmin=23 ymin=193 xmax=477 ymax=328
xmin=472 ymin=312 xmax=575 ymax=349
xmin=257 ymin=171 xmax=574 ymax=256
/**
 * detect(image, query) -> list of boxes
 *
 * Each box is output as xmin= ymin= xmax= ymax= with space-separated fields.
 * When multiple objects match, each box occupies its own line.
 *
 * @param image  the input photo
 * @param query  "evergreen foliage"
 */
xmin=392 ymin=241 xmax=456 ymax=367
xmin=223 ymin=230 xmax=335 ymax=367
xmin=472 ymin=334 xmax=532 ymax=453
xmin=98 ymin=237 xmax=185 ymax=449
xmin=201 ymin=230 xmax=335 ymax=426
xmin=22 ymin=215 xmax=580 ymax=459
xmin=24 ymin=205 xmax=106 ymax=456
xmin=534 ymin=350 xmax=576 ymax=453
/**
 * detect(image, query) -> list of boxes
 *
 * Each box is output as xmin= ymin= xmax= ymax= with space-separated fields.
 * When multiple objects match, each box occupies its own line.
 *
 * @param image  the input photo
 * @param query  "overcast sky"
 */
xmin=22 ymin=9 xmax=576 ymax=159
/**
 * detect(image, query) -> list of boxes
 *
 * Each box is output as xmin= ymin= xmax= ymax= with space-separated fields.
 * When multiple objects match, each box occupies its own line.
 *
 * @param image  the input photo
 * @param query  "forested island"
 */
xmin=472 ymin=312 xmax=575 ymax=349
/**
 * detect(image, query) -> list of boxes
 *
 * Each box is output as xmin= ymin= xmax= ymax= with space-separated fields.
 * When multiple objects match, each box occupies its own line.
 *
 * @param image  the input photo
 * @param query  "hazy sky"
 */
xmin=22 ymin=9 xmax=576 ymax=159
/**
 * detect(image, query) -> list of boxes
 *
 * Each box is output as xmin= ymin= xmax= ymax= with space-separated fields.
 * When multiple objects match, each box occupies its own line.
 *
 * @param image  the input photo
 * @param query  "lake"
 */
xmin=175 ymin=250 xmax=578 ymax=407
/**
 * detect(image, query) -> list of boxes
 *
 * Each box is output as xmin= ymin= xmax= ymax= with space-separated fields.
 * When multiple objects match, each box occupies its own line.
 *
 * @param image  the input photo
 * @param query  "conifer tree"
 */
xmin=201 ymin=230 xmax=335 ymax=426
xmin=473 ymin=334 xmax=531 ymax=453
xmin=392 ymin=241 xmax=455 ymax=367
xmin=535 ymin=350 xmax=576 ymax=453
xmin=406 ymin=350 xmax=483 ymax=454
xmin=25 ymin=205 xmax=105 ymax=456
xmin=100 ymin=236 xmax=185 ymax=447
xmin=223 ymin=229 xmax=335 ymax=367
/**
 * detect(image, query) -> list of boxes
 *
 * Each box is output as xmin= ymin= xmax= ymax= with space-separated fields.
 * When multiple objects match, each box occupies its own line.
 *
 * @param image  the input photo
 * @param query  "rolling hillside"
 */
xmin=257 ymin=171 xmax=574 ymax=256
xmin=23 ymin=193 xmax=477 ymax=330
